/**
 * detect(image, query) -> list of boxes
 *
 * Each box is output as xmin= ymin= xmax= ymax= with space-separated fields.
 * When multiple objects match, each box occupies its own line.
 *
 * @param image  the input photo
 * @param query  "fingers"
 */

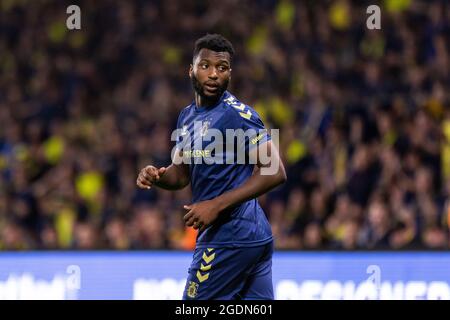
xmin=184 ymin=205 xmax=200 ymax=227
xmin=184 ymin=212 xmax=205 ymax=230
xmin=137 ymin=165 xmax=164 ymax=189
xmin=136 ymin=178 xmax=151 ymax=190
xmin=137 ymin=174 xmax=152 ymax=189
xmin=199 ymin=223 xmax=207 ymax=232
xmin=186 ymin=218 xmax=197 ymax=227
xmin=136 ymin=168 xmax=152 ymax=188
xmin=194 ymin=221 xmax=204 ymax=230
xmin=182 ymin=206 xmax=206 ymax=230
xmin=144 ymin=166 xmax=161 ymax=181
xmin=183 ymin=206 xmax=192 ymax=220
xmin=184 ymin=209 xmax=196 ymax=227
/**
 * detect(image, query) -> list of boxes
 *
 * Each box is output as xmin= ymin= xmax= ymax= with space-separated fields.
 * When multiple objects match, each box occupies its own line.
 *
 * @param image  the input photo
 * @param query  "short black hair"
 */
xmin=193 ymin=34 xmax=235 ymax=61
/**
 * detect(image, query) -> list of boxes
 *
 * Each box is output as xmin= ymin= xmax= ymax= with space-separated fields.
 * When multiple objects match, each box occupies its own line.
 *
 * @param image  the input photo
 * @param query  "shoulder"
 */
xmin=222 ymin=92 xmax=263 ymax=125
xmin=177 ymin=103 xmax=194 ymax=121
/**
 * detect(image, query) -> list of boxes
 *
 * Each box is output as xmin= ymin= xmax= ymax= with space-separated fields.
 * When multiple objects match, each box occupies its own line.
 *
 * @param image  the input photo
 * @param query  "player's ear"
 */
xmin=189 ymin=64 xmax=193 ymax=78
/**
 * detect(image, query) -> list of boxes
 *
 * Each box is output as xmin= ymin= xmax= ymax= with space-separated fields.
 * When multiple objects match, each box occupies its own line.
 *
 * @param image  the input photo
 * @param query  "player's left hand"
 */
xmin=183 ymin=200 xmax=220 ymax=232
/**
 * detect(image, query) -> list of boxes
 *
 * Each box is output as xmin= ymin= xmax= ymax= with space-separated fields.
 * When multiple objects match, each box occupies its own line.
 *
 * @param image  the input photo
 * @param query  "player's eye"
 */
xmin=218 ymin=65 xmax=229 ymax=72
xmin=200 ymin=64 xmax=208 ymax=69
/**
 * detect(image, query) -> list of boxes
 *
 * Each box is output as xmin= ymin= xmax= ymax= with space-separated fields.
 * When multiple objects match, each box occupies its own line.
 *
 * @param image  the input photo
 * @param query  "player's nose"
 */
xmin=208 ymin=68 xmax=218 ymax=79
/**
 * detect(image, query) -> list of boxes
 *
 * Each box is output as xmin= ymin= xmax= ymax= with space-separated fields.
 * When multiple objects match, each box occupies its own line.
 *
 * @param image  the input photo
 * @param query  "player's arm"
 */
xmin=215 ymin=140 xmax=286 ymax=208
xmin=183 ymin=140 xmax=286 ymax=230
xmin=136 ymin=149 xmax=190 ymax=191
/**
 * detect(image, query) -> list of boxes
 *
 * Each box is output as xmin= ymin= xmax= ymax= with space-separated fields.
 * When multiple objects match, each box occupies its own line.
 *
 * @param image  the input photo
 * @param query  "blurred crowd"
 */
xmin=0 ymin=0 xmax=449 ymax=250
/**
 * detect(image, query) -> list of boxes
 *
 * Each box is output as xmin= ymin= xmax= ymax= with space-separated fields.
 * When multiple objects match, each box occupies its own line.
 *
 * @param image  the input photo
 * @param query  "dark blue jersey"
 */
xmin=176 ymin=91 xmax=272 ymax=248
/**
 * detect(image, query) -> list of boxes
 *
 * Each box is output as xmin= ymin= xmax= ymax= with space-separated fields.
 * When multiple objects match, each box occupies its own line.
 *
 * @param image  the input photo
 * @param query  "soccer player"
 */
xmin=136 ymin=34 xmax=286 ymax=300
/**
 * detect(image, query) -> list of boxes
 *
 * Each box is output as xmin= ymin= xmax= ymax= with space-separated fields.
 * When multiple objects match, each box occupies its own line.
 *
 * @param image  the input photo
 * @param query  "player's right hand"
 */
xmin=136 ymin=166 xmax=166 ymax=189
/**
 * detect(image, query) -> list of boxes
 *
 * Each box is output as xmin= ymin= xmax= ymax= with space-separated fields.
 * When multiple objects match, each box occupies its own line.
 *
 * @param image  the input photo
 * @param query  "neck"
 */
xmin=195 ymin=92 xmax=221 ymax=108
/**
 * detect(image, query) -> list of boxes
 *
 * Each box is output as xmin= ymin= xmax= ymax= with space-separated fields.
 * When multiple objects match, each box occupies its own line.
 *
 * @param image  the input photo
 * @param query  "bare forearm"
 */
xmin=215 ymin=166 xmax=286 ymax=211
xmin=155 ymin=164 xmax=190 ymax=190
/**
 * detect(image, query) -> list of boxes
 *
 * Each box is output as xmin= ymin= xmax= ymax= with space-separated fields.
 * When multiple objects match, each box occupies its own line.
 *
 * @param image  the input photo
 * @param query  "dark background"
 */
xmin=0 ymin=0 xmax=449 ymax=250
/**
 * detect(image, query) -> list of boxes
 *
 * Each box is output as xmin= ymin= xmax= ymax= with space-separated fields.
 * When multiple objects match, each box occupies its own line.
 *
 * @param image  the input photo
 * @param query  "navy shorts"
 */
xmin=182 ymin=241 xmax=274 ymax=300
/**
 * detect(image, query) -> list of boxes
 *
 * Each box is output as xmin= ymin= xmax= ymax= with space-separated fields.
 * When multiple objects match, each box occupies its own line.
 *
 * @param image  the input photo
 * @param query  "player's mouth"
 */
xmin=204 ymin=82 xmax=220 ymax=93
